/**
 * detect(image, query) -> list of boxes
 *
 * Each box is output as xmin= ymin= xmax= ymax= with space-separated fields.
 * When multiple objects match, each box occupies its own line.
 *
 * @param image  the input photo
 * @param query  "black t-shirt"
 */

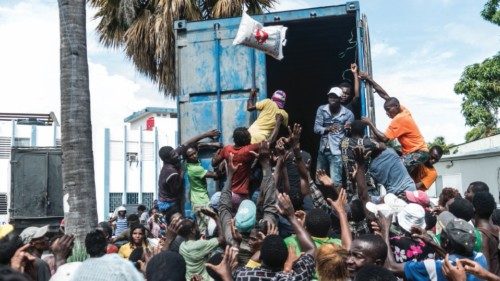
xmin=344 ymin=97 xmax=361 ymax=120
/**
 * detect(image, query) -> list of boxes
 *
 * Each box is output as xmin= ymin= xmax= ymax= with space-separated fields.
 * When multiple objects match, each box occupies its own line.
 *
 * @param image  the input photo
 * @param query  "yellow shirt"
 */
xmin=248 ymin=99 xmax=289 ymax=144
xmin=118 ymin=242 xmax=149 ymax=259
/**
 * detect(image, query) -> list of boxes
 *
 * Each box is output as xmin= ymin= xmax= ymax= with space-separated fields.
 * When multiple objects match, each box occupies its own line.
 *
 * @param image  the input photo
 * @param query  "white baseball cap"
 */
xmin=327 ymin=87 xmax=343 ymax=97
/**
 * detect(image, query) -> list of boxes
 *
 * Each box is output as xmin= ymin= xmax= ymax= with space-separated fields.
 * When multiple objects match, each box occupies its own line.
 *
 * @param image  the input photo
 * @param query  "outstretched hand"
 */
xmin=443 ymin=254 xmax=466 ymax=281
xmin=287 ymin=123 xmax=302 ymax=150
xmin=205 ymin=129 xmax=221 ymax=139
xmin=276 ymin=193 xmax=295 ymax=218
xmin=51 ymin=234 xmax=75 ymax=265
xmin=350 ymin=63 xmax=358 ymax=74
xmin=316 ymin=169 xmax=333 ymax=187
xmin=358 ymin=71 xmax=370 ymax=80
xmin=327 ymin=188 xmax=347 ymax=214
xmin=225 ymin=153 xmax=241 ymax=176
xmin=205 ymin=246 xmax=239 ymax=281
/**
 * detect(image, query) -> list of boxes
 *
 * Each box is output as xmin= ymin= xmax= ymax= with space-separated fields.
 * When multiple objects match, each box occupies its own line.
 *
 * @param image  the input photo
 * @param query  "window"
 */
xmin=14 ymin=137 xmax=30 ymax=147
xmin=126 ymin=193 xmax=139 ymax=205
xmin=109 ymin=193 xmax=123 ymax=212
xmin=0 ymin=193 xmax=7 ymax=215
xmin=142 ymin=193 xmax=154 ymax=209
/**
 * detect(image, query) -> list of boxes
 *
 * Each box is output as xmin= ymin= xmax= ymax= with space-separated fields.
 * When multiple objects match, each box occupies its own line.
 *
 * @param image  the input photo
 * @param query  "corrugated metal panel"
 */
xmin=0 ymin=137 xmax=11 ymax=159
xmin=0 ymin=193 xmax=7 ymax=215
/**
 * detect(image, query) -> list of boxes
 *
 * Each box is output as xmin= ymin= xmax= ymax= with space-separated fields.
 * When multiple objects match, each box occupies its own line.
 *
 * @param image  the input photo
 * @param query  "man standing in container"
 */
xmin=247 ymin=89 xmax=289 ymax=144
xmin=359 ymin=72 xmax=429 ymax=172
xmin=314 ymin=86 xmax=355 ymax=186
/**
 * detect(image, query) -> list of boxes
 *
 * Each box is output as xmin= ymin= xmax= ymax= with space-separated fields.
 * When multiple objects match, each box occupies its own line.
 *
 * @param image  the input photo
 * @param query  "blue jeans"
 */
xmin=316 ymin=149 xmax=342 ymax=185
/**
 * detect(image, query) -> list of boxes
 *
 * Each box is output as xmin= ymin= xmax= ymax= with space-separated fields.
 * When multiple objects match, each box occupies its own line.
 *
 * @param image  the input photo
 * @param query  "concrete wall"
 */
xmin=434 ymin=152 xmax=500 ymax=202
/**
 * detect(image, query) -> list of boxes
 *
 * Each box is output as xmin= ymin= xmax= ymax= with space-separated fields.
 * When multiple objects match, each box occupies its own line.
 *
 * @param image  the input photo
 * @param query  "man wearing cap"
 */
xmin=382 ymin=212 xmax=488 ymax=281
xmin=19 ymin=225 xmax=52 ymax=281
xmin=247 ymin=89 xmax=289 ymax=144
xmin=314 ymin=86 xmax=354 ymax=185
xmin=358 ymin=72 xmax=429 ymax=173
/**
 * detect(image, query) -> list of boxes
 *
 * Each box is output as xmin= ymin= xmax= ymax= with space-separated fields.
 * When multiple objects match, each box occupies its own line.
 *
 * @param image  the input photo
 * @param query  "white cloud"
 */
xmin=372 ymin=42 xmax=399 ymax=57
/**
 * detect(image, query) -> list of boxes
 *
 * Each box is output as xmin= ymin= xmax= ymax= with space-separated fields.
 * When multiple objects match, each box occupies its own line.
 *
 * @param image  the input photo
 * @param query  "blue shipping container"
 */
xmin=174 ymin=1 xmax=374 ymax=209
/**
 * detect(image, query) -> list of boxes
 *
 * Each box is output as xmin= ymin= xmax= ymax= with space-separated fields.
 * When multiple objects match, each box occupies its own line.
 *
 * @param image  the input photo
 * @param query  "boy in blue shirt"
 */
xmin=380 ymin=212 xmax=487 ymax=281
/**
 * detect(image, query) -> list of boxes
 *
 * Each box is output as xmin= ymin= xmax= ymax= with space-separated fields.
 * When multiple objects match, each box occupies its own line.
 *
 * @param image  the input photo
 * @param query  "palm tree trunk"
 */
xmin=58 ymin=0 xmax=98 ymax=243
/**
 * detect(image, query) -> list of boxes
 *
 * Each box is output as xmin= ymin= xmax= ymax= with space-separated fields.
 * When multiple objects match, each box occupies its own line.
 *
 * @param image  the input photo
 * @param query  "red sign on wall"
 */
xmin=146 ymin=116 xmax=154 ymax=131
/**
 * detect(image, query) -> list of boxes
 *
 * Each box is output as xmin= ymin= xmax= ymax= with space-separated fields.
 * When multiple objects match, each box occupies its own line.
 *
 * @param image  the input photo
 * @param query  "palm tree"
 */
xmin=90 ymin=0 xmax=277 ymax=96
xmin=58 ymin=0 xmax=98 ymax=243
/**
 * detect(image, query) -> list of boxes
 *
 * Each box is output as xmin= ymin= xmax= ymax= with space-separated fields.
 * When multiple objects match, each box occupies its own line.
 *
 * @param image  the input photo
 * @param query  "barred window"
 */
xmin=126 ymin=193 xmax=139 ymax=205
xmin=0 ymin=193 xmax=7 ymax=215
xmin=109 ymin=193 xmax=123 ymax=212
xmin=142 ymin=193 xmax=154 ymax=209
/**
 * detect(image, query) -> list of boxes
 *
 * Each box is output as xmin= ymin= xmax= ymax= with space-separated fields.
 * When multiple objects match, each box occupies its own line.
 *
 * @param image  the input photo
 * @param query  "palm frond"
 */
xmin=118 ymin=0 xmax=138 ymax=28
xmin=91 ymin=0 xmax=277 ymax=96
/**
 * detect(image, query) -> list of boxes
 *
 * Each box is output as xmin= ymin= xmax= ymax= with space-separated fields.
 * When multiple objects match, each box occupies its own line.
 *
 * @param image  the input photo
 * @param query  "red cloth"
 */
xmin=220 ymin=144 xmax=259 ymax=195
xmin=107 ymin=244 xmax=119 ymax=254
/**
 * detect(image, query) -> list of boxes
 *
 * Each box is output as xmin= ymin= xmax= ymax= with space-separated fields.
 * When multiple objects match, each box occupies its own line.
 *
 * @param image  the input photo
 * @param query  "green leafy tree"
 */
xmin=427 ymin=136 xmax=456 ymax=155
xmin=454 ymin=53 xmax=500 ymax=142
xmin=481 ymin=0 xmax=500 ymax=25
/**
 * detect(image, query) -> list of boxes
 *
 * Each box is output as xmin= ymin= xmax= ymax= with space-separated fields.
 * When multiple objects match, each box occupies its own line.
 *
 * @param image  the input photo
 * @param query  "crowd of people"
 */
xmin=1 ymin=64 xmax=498 ymax=281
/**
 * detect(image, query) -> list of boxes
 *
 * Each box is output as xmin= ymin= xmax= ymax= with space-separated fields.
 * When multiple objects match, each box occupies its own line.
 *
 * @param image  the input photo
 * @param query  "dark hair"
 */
xmin=472 ymin=192 xmax=496 ymax=219
xmin=0 ymin=233 xmax=22 ymax=265
xmin=233 ymin=127 xmax=251 ymax=147
xmin=85 ymin=230 xmax=107 ymax=258
xmin=260 ymin=235 xmax=288 ymax=269
xmin=97 ymin=221 xmax=113 ymax=239
xmin=384 ymin=97 xmax=400 ymax=107
xmin=470 ymin=181 xmax=489 ymax=194
xmin=430 ymin=146 xmax=444 ymax=157
xmin=424 ymin=211 xmax=437 ymax=230
xmin=356 ymin=234 xmax=388 ymax=263
xmin=0 ymin=265 xmax=31 ymax=281
xmin=441 ymin=229 xmax=473 ymax=257
xmin=350 ymin=120 xmax=367 ymax=137
xmin=177 ymin=219 xmax=195 ymax=238
xmin=129 ymin=224 xmax=148 ymax=246
xmin=206 ymin=252 xmax=224 ymax=281
xmin=449 ymin=198 xmax=475 ymax=221
xmin=354 ymin=264 xmax=397 ymax=281
xmin=438 ymin=187 xmax=461 ymax=207
xmin=349 ymin=199 xmax=366 ymax=222
xmin=305 ymin=208 xmax=331 ymax=237
xmin=146 ymin=251 xmax=186 ymax=281
xmin=129 ymin=247 xmax=144 ymax=271
xmin=492 ymin=209 xmax=500 ymax=226
xmin=339 ymin=82 xmax=352 ymax=91
xmin=138 ymin=205 xmax=147 ymax=212
xmin=159 ymin=146 xmax=174 ymax=163
xmin=127 ymin=214 xmax=140 ymax=225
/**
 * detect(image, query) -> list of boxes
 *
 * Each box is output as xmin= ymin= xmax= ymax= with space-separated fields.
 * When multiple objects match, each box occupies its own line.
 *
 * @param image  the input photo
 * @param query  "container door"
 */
xmin=359 ymin=14 xmax=375 ymax=122
xmin=175 ymin=20 xmax=267 ymax=146
xmin=10 ymin=148 xmax=63 ymax=219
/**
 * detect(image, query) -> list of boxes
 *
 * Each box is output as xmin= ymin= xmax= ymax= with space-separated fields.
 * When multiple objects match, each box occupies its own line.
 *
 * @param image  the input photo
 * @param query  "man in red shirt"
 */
xmin=212 ymin=127 xmax=259 ymax=208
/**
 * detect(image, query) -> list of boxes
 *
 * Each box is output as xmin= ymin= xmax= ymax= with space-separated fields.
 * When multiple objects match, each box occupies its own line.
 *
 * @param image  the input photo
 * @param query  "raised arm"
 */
xmin=351 ymin=63 xmax=360 ymax=100
xmin=327 ymin=189 xmax=351 ymax=250
xmin=277 ymin=193 xmax=316 ymax=256
xmin=359 ymin=71 xmax=390 ymax=101
xmin=218 ymin=154 xmax=240 ymax=247
xmin=182 ymin=129 xmax=220 ymax=148
xmin=247 ymin=89 xmax=257 ymax=111
xmin=361 ymin=117 xmax=390 ymax=143
xmin=267 ymin=113 xmax=283 ymax=144
xmin=380 ymin=213 xmax=405 ymax=275
xmin=254 ymin=141 xmax=278 ymax=228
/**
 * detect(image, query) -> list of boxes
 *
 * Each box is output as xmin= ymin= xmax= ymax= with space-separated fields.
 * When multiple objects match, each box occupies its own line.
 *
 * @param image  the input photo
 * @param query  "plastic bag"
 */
xmin=233 ymin=12 xmax=287 ymax=60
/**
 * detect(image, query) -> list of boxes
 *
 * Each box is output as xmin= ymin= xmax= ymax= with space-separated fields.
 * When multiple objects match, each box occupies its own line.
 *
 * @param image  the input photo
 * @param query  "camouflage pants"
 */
xmin=402 ymin=150 xmax=430 ymax=173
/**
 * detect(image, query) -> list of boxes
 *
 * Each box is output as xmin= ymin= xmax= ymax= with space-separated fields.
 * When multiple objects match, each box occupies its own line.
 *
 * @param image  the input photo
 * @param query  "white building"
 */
xmin=432 ymin=134 xmax=500 ymax=202
xmin=0 ymin=112 xmax=60 ymax=224
xmin=94 ymin=107 xmax=178 ymax=221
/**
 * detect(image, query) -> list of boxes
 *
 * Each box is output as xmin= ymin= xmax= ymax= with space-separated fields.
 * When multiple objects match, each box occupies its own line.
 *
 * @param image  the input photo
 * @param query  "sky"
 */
xmin=0 ymin=0 xmax=498 ymax=144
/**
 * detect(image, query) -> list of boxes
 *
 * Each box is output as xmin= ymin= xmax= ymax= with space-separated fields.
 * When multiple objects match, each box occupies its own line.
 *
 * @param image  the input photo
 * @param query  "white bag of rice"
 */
xmin=233 ymin=12 xmax=287 ymax=60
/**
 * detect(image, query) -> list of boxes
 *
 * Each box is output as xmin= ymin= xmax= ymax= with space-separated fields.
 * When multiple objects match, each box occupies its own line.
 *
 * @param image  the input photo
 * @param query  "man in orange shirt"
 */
xmin=358 ymin=72 xmax=429 ymax=172
xmin=411 ymin=146 xmax=443 ymax=190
